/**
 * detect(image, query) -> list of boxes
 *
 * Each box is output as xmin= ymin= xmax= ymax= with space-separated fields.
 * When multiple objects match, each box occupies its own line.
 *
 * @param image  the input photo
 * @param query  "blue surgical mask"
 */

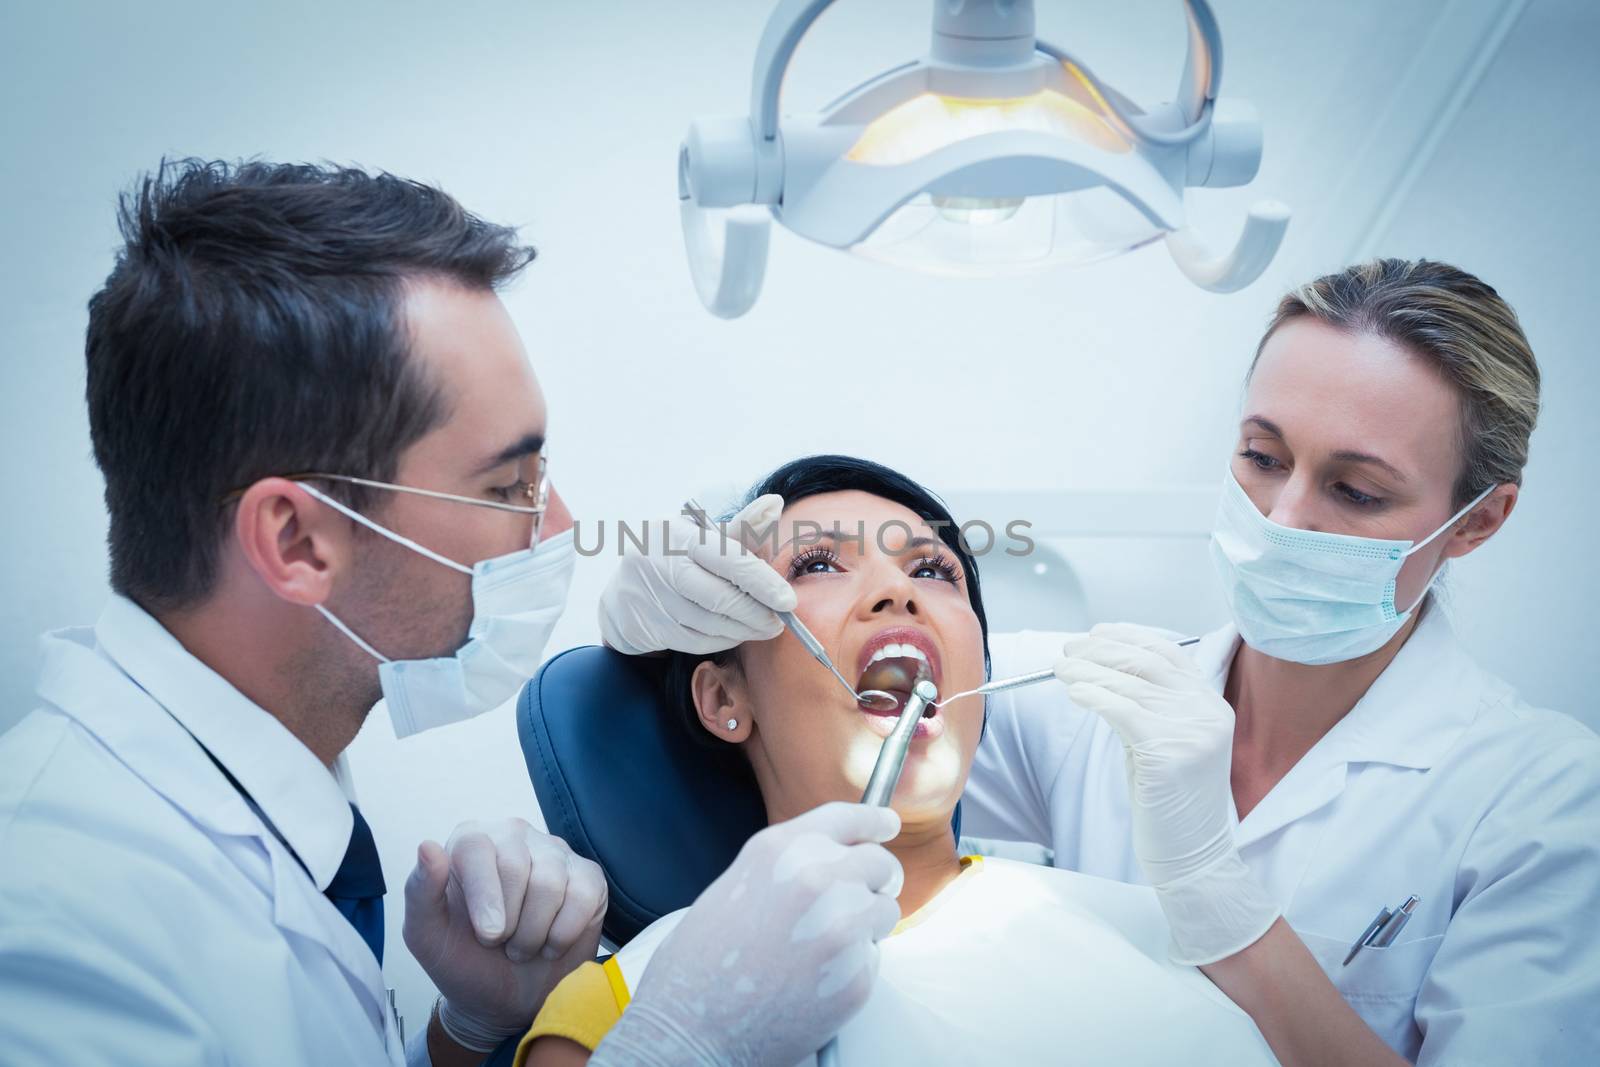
xmin=1209 ymin=471 xmax=1495 ymax=665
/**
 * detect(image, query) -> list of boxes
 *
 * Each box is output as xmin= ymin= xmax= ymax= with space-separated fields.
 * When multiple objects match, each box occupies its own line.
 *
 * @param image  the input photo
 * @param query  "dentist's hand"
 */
xmin=403 ymin=818 xmax=606 ymax=1054
xmin=1055 ymin=623 xmax=1279 ymax=965
xmin=598 ymin=494 xmax=796 ymax=655
xmin=592 ymin=802 xmax=904 ymax=1067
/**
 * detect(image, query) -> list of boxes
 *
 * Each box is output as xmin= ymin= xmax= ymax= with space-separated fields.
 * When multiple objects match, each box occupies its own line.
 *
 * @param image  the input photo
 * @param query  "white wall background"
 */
xmin=3 ymin=0 xmax=1597 ymax=1031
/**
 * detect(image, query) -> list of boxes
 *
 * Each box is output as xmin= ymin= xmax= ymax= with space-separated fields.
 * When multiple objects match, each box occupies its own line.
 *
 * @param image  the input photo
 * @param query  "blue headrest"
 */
xmin=517 ymin=644 xmax=961 ymax=946
xmin=518 ymin=646 xmax=765 ymax=945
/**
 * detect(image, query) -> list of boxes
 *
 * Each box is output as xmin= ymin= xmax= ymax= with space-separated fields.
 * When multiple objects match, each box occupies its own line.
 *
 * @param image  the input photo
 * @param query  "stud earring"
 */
xmin=725 ymin=718 xmax=738 ymax=731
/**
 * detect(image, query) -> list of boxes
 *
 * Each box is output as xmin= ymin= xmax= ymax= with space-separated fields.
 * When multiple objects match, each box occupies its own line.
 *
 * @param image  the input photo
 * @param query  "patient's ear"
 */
xmin=691 ymin=658 xmax=753 ymax=743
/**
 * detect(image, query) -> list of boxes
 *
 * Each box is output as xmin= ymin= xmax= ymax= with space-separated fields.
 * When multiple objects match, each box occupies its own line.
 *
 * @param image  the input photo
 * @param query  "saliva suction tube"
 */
xmin=860 ymin=677 xmax=939 ymax=808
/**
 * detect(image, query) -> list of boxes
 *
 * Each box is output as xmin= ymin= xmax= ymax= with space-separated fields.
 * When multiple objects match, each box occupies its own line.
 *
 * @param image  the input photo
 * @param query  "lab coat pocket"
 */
xmin=1295 ymin=929 xmax=1441 ymax=998
xmin=1295 ymin=930 xmax=1442 ymax=1059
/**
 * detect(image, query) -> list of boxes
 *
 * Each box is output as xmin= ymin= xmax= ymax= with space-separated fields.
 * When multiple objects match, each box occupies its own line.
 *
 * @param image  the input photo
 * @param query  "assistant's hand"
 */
xmin=403 ymin=818 xmax=606 ymax=1053
xmin=591 ymin=802 xmax=904 ymax=1067
xmin=598 ymin=494 xmax=797 ymax=655
xmin=1055 ymin=623 xmax=1279 ymax=965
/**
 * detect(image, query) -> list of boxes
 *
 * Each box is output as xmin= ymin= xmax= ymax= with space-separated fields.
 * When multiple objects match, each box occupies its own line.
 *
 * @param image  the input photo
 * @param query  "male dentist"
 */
xmin=0 ymin=160 xmax=904 ymax=1067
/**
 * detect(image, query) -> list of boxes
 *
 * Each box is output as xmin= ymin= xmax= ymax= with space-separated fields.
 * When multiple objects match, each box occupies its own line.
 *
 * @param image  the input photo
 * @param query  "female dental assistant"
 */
xmin=597 ymin=259 xmax=1600 ymax=1065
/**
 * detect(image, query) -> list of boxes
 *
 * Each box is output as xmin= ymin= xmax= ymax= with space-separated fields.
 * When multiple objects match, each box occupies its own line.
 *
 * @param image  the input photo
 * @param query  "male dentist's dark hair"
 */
xmin=85 ymin=158 xmax=537 ymax=613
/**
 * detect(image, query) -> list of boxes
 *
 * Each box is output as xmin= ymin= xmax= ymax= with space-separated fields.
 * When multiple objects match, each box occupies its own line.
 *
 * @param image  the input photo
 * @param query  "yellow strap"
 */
xmin=602 ymin=955 xmax=631 ymax=1010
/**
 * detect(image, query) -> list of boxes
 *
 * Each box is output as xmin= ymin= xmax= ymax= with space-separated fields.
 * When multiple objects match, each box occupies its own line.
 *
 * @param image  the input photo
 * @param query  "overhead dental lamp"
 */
xmin=678 ymin=0 xmax=1290 ymax=318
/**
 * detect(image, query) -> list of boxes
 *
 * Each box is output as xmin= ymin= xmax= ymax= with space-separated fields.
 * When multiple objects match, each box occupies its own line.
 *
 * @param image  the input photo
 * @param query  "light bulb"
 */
xmin=931 ymin=195 xmax=1024 ymax=226
xmin=841 ymin=71 xmax=1161 ymax=277
xmin=852 ymin=186 xmax=1165 ymax=278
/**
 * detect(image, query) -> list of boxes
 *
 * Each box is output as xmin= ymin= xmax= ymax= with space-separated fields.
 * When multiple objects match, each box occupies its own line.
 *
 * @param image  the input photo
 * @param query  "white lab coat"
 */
xmin=962 ymin=604 xmax=1600 ymax=1064
xmin=0 ymin=596 xmax=430 ymax=1066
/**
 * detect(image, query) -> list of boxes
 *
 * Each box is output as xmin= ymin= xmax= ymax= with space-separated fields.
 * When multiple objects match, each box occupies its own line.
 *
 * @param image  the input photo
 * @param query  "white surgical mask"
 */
xmin=1209 ymin=470 xmax=1495 ymax=666
xmin=302 ymin=484 xmax=576 ymax=738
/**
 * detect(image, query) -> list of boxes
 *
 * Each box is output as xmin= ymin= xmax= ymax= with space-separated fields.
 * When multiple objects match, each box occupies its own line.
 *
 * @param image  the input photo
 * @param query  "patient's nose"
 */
xmin=866 ymin=568 xmax=920 ymax=618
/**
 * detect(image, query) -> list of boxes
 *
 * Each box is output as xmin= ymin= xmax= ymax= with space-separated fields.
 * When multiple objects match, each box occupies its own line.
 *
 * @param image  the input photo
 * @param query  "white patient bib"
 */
xmin=615 ymin=857 xmax=1276 ymax=1065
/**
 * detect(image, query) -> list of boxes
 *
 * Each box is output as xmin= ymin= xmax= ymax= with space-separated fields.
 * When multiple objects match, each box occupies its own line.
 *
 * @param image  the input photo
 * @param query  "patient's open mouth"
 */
xmin=855 ymin=628 xmax=943 ymax=739
xmin=858 ymin=650 xmax=933 ymax=708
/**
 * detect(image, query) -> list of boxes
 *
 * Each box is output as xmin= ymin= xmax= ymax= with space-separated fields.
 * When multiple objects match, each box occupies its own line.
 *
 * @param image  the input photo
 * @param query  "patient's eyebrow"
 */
xmin=775 ymin=528 xmax=846 ymax=555
xmin=893 ymin=536 xmax=944 ymax=554
xmin=774 ymin=528 xmax=944 ymax=555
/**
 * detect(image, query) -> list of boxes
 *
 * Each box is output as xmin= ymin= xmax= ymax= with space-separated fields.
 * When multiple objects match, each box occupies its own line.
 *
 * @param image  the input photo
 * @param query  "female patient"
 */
xmin=517 ymin=456 xmax=1275 ymax=1065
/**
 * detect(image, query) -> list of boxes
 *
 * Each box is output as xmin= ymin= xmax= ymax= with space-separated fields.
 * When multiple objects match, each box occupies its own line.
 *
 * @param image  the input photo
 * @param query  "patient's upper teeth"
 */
xmin=866 ymin=642 xmax=929 ymax=666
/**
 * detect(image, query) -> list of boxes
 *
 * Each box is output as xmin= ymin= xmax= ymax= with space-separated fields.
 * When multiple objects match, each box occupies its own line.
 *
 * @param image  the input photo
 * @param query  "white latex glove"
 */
xmin=402 ymin=818 xmax=607 ymax=1052
xmin=1054 ymin=623 xmax=1280 ymax=966
xmin=598 ymin=494 xmax=797 ymax=655
xmin=591 ymin=802 xmax=904 ymax=1067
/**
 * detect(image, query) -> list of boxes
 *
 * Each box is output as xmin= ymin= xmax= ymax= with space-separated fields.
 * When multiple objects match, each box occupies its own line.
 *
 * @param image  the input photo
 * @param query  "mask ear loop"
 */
xmin=297 ymin=481 xmax=475 ymax=663
xmin=1402 ymin=483 xmax=1500 ymax=558
xmin=298 ymin=482 xmax=474 ymax=576
xmin=1396 ymin=483 xmax=1500 ymax=613
xmin=316 ymin=604 xmax=391 ymax=664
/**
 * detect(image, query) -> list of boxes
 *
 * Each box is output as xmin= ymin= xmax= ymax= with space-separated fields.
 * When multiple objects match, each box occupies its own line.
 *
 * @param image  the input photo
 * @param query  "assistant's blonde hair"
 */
xmin=1252 ymin=259 xmax=1541 ymax=506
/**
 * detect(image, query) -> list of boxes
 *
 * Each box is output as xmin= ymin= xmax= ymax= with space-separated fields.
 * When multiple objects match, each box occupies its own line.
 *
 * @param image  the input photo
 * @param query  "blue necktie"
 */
xmin=324 ymin=803 xmax=386 ymax=965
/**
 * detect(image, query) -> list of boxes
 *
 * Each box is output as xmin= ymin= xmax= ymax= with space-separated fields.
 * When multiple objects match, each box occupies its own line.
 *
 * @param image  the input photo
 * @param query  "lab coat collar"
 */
xmin=38 ymin=595 xmax=354 ymax=892
xmin=1194 ymin=603 xmax=1485 ymax=849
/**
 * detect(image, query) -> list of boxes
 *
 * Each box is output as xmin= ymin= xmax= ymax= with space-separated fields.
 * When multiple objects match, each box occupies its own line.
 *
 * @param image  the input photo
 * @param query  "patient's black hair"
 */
xmin=660 ymin=454 xmax=991 ymax=753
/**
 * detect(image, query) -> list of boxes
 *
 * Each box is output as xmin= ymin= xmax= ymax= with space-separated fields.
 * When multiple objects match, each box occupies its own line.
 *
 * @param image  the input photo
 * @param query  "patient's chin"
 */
xmin=886 ymin=744 xmax=964 ymax=820
xmin=836 ymin=727 xmax=965 ymax=816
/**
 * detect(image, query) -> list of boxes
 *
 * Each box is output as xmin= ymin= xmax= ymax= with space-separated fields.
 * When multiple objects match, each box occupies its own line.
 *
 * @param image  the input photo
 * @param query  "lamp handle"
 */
xmin=680 ymin=200 xmax=771 ymax=319
xmin=1164 ymin=200 xmax=1290 ymax=293
xmin=673 ymin=0 xmax=834 ymax=318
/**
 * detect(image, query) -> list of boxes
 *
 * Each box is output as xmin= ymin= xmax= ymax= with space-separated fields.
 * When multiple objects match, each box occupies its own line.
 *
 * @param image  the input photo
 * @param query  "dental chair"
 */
xmin=516 ymin=644 xmax=768 ymax=947
xmin=514 ymin=644 xmax=964 ymax=946
xmin=480 ymin=643 xmax=963 ymax=1066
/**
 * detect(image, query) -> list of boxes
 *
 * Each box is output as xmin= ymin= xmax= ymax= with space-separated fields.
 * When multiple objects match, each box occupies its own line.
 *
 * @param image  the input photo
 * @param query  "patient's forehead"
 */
xmin=764 ymin=490 xmax=936 ymax=561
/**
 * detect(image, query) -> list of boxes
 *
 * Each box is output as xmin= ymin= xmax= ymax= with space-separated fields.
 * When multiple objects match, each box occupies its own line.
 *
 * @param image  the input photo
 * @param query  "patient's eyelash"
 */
xmin=789 ymin=547 xmax=841 ymax=578
xmin=910 ymin=553 xmax=963 ymax=584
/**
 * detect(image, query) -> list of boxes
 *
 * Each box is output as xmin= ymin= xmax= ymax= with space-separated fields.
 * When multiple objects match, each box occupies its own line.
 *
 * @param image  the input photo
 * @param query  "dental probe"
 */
xmin=682 ymin=499 xmax=899 ymax=710
xmin=929 ymin=636 xmax=1202 ymax=707
xmin=860 ymin=678 xmax=938 ymax=807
